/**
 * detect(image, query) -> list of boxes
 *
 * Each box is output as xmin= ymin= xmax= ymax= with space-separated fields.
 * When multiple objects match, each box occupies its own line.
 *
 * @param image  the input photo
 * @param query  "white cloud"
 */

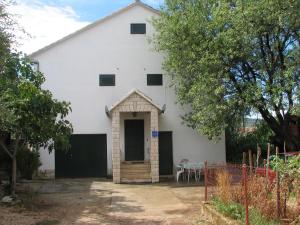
xmin=9 ymin=1 xmax=90 ymax=54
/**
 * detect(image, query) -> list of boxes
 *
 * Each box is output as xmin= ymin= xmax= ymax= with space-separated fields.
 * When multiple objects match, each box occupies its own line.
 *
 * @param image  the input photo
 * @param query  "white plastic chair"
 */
xmin=176 ymin=165 xmax=184 ymax=182
xmin=176 ymin=159 xmax=189 ymax=182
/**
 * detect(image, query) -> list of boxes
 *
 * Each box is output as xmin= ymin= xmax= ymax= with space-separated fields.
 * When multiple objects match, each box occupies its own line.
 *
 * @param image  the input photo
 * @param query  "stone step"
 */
xmin=121 ymin=162 xmax=150 ymax=165
xmin=121 ymin=178 xmax=152 ymax=183
xmin=120 ymin=161 xmax=152 ymax=183
xmin=121 ymin=167 xmax=151 ymax=171
xmin=121 ymin=165 xmax=151 ymax=169
xmin=121 ymin=170 xmax=151 ymax=176
xmin=121 ymin=175 xmax=151 ymax=180
xmin=121 ymin=169 xmax=151 ymax=173
xmin=121 ymin=165 xmax=151 ymax=170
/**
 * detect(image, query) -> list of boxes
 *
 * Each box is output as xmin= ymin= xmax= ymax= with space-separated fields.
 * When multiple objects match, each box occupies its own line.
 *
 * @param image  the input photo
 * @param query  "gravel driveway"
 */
xmin=0 ymin=179 xmax=212 ymax=225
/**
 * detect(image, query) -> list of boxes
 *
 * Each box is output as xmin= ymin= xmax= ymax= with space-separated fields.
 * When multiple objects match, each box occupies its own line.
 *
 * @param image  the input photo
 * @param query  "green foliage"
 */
xmin=270 ymin=154 xmax=300 ymax=179
xmin=17 ymin=147 xmax=41 ymax=180
xmin=0 ymin=53 xmax=72 ymax=195
xmin=226 ymin=120 xmax=273 ymax=162
xmin=0 ymin=1 xmax=72 ymax=195
xmin=270 ymin=154 xmax=300 ymax=221
xmin=152 ymin=0 xmax=300 ymax=141
xmin=0 ymin=0 xmax=15 ymax=74
xmin=0 ymin=53 xmax=73 ymax=154
xmin=249 ymin=209 xmax=281 ymax=225
xmin=212 ymin=197 xmax=281 ymax=225
xmin=212 ymin=197 xmax=244 ymax=220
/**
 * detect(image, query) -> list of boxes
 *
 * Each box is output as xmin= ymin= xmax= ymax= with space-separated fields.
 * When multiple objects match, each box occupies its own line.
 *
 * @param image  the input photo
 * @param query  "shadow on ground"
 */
xmin=0 ymin=178 xmax=207 ymax=225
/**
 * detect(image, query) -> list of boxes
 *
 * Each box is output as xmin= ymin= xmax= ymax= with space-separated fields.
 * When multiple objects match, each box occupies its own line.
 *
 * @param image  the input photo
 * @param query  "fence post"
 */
xmin=242 ymin=152 xmax=246 ymax=165
xmin=284 ymin=190 xmax=287 ymax=218
xmin=253 ymin=153 xmax=256 ymax=167
xmin=243 ymin=164 xmax=249 ymax=225
xmin=266 ymin=143 xmax=271 ymax=190
xmin=204 ymin=160 xmax=208 ymax=202
xmin=276 ymin=147 xmax=281 ymax=219
xmin=248 ymin=150 xmax=253 ymax=175
xmin=283 ymin=142 xmax=287 ymax=218
xmin=257 ymin=146 xmax=261 ymax=167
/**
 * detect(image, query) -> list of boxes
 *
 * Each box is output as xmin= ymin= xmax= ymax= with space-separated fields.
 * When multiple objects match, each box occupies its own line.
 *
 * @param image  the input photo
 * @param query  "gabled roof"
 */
xmin=109 ymin=89 xmax=162 ymax=113
xmin=29 ymin=0 xmax=160 ymax=58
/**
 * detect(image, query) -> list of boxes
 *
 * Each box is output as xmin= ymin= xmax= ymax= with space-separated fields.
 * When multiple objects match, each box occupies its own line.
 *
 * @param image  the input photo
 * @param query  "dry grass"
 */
xmin=214 ymin=170 xmax=300 ymax=222
xmin=215 ymin=170 xmax=232 ymax=203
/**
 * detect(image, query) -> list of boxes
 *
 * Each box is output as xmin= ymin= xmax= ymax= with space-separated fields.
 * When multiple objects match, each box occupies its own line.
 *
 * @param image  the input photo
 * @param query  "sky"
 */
xmin=8 ymin=0 xmax=163 ymax=54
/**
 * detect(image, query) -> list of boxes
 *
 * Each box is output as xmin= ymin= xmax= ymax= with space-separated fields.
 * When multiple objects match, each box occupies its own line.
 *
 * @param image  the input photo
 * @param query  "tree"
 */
xmin=226 ymin=120 xmax=274 ymax=162
xmin=0 ymin=0 xmax=15 ymax=73
xmin=152 ymin=0 xmax=300 ymax=147
xmin=0 ymin=54 xmax=73 ymax=195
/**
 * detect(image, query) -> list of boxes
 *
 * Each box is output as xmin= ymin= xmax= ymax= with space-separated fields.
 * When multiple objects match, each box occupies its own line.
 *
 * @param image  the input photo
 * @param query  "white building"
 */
xmin=31 ymin=0 xmax=226 ymax=183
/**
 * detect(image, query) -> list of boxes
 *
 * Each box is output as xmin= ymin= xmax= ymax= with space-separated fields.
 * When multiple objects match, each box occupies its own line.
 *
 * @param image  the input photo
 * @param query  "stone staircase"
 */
xmin=120 ymin=161 xmax=152 ymax=183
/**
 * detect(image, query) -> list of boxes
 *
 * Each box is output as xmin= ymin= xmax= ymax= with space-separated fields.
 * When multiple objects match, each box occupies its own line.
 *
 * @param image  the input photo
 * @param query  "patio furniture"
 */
xmin=176 ymin=159 xmax=189 ymax=182
xmin=184 ymin=162 xmax=204 ymax=182
xmin=176 ymin=160 xmax=204 ymax=182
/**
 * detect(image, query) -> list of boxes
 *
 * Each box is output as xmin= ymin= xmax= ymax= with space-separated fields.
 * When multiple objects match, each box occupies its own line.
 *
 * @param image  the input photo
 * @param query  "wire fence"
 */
xmin=204 ymin=161 xmax=300 ymax=225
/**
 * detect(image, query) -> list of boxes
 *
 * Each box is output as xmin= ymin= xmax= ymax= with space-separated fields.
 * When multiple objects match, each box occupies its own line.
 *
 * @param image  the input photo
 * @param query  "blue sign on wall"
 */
xmin=152 ymin=130 xmax=159 ymax=138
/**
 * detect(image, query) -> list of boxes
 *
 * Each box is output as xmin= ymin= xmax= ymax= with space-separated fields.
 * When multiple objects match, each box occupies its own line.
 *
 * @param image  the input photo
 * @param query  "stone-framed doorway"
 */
xmin=107 ymin=89 xmax=161 ymax=183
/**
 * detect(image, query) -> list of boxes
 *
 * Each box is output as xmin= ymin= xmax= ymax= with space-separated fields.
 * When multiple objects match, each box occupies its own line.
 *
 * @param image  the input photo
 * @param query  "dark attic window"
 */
xmin=147 ymin=74 xmax=163 ymax=86
xmin=130 ymin=23 xmax=146 ymax=34
xmin=99 ymin=74 xmax=115 ymax=86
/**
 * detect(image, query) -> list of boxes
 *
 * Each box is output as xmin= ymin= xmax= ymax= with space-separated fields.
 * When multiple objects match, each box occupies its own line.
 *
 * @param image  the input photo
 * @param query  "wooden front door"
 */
xmin=125 ymin=120 xmax=144 ymax=161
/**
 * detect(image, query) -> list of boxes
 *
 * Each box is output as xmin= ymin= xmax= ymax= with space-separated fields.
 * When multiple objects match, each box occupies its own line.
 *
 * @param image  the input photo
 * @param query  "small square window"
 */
xmin=99 ymin=74 xmax=115 ymax=86
xmin=147 ymin=74 xmax=163 ymax=86
xmin=131 ymin=23 xmax=146 ymax=34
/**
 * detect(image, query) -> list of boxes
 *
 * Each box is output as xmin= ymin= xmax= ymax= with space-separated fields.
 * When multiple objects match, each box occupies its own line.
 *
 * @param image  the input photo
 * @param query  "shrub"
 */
xmin=249 ymin=209 xmax=281 ymax=225
xmin=17 ymin=147 xmax=41 ymax=180
xmin=215 ymin=170 xmax=280 ymax=219
xmin=271 ymin=155 xmax=300 ymax=208
xmin=212 ymin=197 xmax=244 ymax=220
xmin=226 ymin=121 xmax=273 ymax=163
xmin=212 ymin=197 xmax=281 ymax=225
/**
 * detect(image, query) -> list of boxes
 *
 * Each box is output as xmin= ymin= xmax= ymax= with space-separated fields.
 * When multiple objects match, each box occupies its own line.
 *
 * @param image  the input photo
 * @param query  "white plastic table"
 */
xmin=177 ymin=162 xmax=204 ymax=182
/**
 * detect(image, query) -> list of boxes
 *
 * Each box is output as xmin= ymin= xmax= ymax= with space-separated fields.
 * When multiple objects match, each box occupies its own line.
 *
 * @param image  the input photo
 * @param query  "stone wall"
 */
xmin=111 ymin=92 xmax=159 ymax=183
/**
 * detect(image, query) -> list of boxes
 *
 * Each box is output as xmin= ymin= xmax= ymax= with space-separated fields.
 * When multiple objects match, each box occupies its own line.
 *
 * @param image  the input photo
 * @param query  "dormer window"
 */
xmin=130 ymin=23 xmax=146 ymax=34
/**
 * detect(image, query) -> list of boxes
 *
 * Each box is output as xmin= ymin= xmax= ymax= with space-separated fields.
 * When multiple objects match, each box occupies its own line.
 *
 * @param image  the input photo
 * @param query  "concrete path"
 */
xmin=0 ymin=179 xmax=211 ymax=225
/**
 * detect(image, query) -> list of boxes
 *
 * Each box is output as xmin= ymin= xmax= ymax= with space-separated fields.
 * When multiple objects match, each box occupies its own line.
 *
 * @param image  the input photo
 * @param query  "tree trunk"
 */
xmin=11 ymin=156 xmax=17 ymax=196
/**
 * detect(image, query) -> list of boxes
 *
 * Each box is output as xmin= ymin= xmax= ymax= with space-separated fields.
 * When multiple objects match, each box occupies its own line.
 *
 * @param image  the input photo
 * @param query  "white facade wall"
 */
xmin=34 ymin=4 xmax=226 ymax=176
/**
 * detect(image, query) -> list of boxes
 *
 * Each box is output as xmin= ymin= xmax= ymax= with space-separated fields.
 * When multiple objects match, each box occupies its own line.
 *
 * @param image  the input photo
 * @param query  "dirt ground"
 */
xmin=0 ymin=179 xmax=212 ymax=225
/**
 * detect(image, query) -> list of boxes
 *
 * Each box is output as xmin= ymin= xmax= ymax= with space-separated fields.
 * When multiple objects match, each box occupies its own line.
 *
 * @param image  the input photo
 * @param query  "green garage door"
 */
xmin=159 ymin=131 xmax=173 ymax=175
xmin=55 ymin=134 xmax=107 ymax=178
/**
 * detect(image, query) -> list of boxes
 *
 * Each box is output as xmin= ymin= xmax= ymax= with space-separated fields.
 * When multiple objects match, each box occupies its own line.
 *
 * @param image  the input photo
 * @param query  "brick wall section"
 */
xmin=111 ymin=92 xmax=160 ymax=183
xmin=112 ymin=111 xmax=121 ymax=183
xmin=150 ymin=109 xmax=159 ymax=182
